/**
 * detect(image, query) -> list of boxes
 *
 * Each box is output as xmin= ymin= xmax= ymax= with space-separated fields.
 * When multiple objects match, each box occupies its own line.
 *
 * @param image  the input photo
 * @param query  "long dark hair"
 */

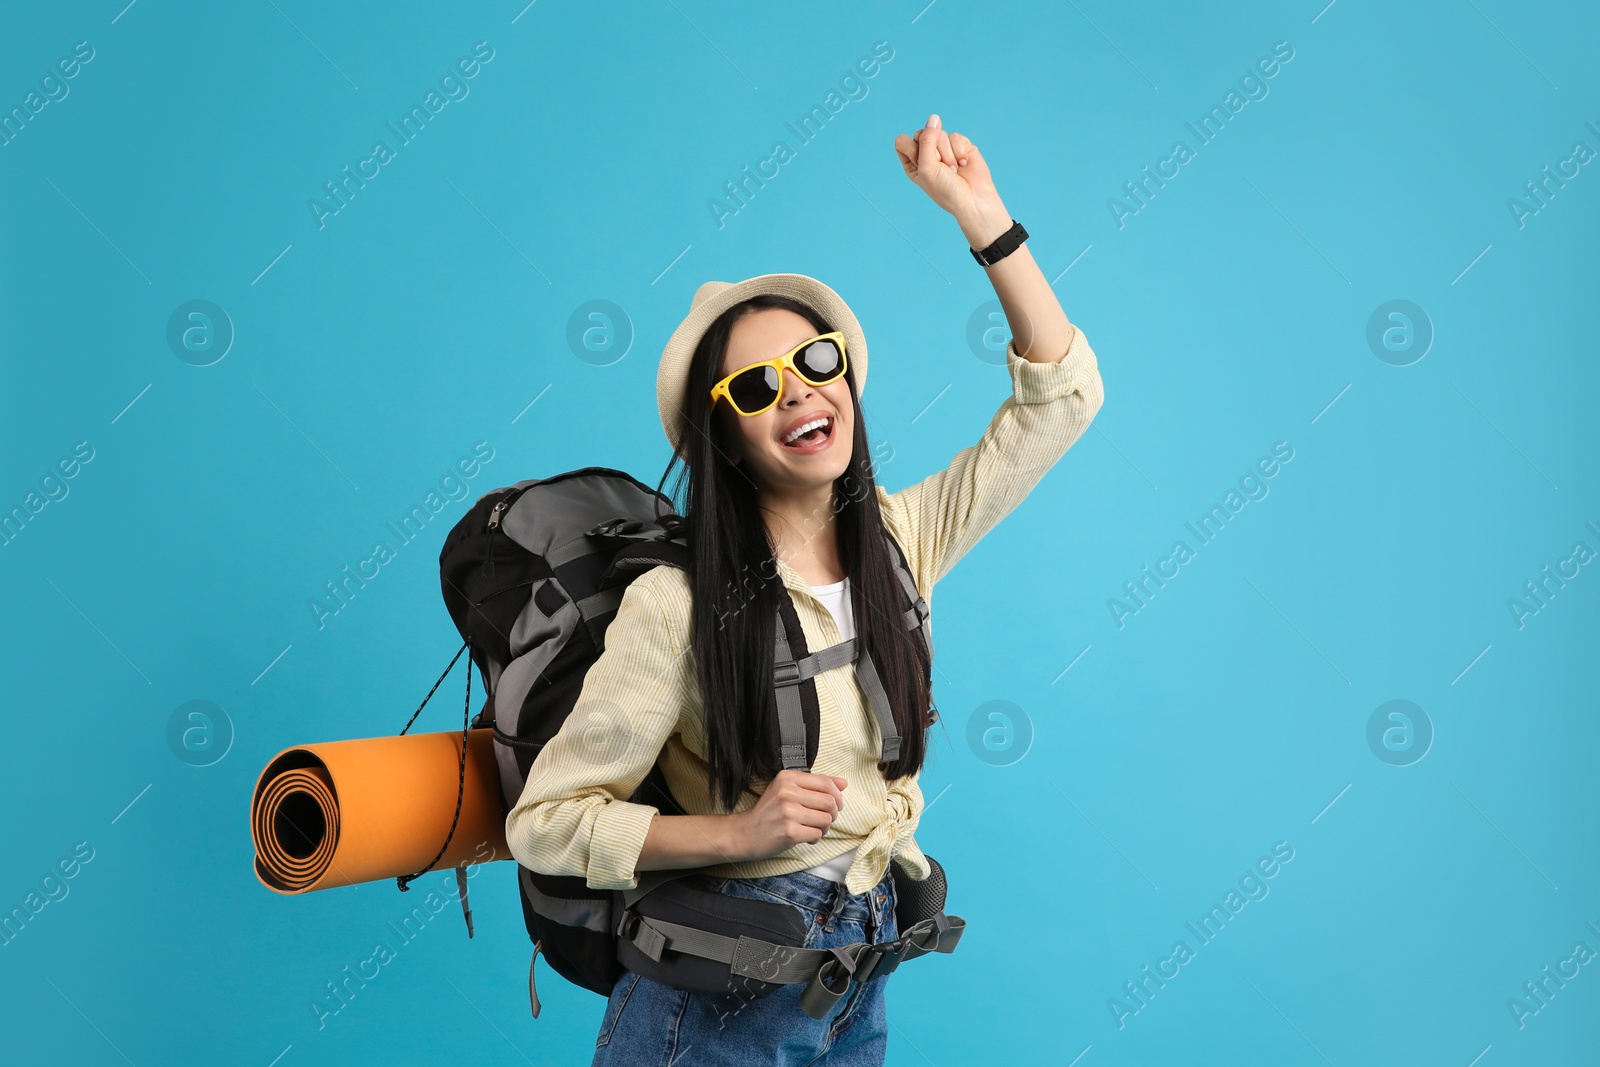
xmin=653 ymin=294 xmax=934 ymax=811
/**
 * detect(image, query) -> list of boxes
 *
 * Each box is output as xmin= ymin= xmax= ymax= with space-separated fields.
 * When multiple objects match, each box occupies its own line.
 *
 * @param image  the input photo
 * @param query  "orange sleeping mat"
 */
xmin=251 ymin=727 xmax=511 ymax=893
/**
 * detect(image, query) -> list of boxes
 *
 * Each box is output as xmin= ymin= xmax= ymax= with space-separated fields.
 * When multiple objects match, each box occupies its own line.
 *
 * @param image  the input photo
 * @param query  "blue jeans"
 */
xmin=592 ymin=867 xmax=899 ymax=1066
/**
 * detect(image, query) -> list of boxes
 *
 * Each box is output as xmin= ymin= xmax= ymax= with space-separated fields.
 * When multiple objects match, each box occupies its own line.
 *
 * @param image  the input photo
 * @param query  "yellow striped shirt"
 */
xmin=505 ymin=326 xmax=1104 ymax=894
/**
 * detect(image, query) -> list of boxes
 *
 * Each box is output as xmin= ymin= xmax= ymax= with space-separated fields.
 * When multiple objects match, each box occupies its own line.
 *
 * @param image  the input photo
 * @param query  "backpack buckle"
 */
xmin=852 ymin=939 xmax=908 ymax=985
xmin=773 ymin=659 xmax=802 ymax=687
xmin=590 ymin=518 xmax=647 ymax=538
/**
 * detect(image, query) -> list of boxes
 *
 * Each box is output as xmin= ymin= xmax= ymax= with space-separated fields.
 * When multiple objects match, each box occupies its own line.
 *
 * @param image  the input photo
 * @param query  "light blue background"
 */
xmin=3 ymin=1 xmax=1597 ymax=1064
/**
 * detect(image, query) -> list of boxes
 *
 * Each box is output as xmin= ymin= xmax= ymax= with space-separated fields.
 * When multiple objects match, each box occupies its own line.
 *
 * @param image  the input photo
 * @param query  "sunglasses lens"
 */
xmin=728 ymin=365 xmax=781 ymax=414
xmin=795 ymin=339 xmax=844 ymax=384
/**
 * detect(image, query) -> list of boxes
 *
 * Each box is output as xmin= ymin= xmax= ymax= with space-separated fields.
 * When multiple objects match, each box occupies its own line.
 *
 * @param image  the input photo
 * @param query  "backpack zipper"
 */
xmin=484 ymin=495 xmax=513 ymax=576
xmin=487 ymin=484 xmax=531 ymax=530
xmin=482 ymin=486 xmax=532 ymax=577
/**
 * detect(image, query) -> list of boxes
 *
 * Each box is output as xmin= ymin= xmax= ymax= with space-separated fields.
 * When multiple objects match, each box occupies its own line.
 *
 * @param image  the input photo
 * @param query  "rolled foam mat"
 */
xmin=251 ymin=727 xmax=510 ymax=893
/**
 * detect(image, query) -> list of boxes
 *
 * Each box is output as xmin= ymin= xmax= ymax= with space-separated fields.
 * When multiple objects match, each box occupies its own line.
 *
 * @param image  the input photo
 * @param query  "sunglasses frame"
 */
xmin=708 ymin=331 xmax=849 ymax=417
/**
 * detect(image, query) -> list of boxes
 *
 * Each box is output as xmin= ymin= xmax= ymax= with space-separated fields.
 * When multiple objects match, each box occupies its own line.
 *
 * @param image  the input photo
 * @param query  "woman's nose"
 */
xmin=781 ymin=367 xmax=814 ymax=403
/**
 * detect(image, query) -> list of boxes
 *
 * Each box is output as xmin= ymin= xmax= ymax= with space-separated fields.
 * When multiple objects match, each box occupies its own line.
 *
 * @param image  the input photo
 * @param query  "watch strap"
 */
xmin=970 ymin=219 xmax=1028 ymax=266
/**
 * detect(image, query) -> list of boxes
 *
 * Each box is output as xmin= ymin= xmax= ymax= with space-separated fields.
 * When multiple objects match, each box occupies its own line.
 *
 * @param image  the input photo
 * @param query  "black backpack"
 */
xmin=428 ymin=467 xmax=960 ymax=1018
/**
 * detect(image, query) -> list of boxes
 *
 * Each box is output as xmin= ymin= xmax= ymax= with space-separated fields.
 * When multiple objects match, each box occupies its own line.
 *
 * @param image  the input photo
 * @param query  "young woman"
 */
xmin=505 ymin=113 xmax=1105 ymax=1065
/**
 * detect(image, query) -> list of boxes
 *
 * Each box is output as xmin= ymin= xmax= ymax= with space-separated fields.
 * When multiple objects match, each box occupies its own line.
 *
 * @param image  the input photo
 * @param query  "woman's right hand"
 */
xmin=732 ymin=770 xmax=848 ymax=861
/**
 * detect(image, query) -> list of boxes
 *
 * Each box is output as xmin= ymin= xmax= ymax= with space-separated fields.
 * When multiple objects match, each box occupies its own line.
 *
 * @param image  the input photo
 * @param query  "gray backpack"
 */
xmin=423 ymin=467 xmax=963 ymax=1019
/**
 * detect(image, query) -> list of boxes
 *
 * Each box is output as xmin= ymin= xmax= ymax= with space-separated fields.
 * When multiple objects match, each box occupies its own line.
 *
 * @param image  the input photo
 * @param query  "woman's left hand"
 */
xmin=893 ymin=113 xmax=1012 ymax=246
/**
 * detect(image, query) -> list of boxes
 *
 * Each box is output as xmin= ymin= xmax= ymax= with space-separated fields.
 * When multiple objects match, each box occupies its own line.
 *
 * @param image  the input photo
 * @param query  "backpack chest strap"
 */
xmin=772 ymin=626 xmax=902 ymax=767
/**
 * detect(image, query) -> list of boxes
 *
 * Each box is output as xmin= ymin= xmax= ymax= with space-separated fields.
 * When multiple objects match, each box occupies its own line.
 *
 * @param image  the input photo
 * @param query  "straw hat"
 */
xmin=656 ymin=272 xmax=867 ymax=458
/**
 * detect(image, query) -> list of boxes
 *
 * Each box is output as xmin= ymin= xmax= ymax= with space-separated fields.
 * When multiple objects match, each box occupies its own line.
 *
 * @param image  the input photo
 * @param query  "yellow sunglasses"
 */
xmin=709 ymin=332 xmax=849 ymax=417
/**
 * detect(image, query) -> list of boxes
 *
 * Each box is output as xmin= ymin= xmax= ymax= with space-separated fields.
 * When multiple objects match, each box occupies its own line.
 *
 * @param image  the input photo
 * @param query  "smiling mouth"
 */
xmin=780 ymin=415 xmax=834 ymax=449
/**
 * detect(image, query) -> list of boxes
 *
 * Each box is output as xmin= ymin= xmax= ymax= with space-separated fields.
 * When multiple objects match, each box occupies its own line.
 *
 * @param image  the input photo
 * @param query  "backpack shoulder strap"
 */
xmin=772 ymin=591 xmax=822 ymax=771
xmin=852 ymin=646 xmax=901 ymax=764
xmin=880 ymin=529 xmax=932 ymax=659
xmin=770 ymin=529 xmax=931 ymax=770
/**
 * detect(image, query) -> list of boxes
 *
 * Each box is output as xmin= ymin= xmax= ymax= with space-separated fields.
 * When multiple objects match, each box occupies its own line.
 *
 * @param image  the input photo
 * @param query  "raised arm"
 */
xmin=893 ymin=113 xmax=1077 ymax=367
xmin=884 ymin=115 xmax=1106 ymax=590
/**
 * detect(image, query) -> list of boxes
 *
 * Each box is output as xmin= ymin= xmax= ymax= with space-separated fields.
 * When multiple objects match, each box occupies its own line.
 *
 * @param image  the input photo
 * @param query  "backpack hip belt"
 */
xmin=617 ymin=892 xmax=965 ymax=1019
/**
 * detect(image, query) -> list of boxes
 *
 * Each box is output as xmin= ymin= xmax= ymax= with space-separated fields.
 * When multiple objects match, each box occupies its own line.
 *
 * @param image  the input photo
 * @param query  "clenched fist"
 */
xmin=731 ymin=769 xmax=849 ymax=861
xmin=894 ymin=112 xmax=1012 ymax=247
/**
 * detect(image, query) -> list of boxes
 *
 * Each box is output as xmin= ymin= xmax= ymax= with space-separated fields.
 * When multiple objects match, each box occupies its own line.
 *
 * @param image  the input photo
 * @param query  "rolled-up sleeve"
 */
xmin=881 ymin=327 xmax=1104 ymax=590
xmin=503 ymin=572 xmax=691 ymax=891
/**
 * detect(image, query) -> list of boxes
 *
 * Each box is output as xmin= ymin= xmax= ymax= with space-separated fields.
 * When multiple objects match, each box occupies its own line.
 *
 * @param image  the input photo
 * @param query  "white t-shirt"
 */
xmin=802 ymin=577 xmax=858 ymax=883
xmin=810 ymin=576 xmax=855 ymax=641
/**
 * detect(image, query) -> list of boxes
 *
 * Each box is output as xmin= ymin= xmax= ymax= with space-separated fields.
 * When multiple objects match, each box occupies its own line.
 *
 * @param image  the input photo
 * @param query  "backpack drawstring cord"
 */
xmin=396 ymin=635 xmax=474 ymax=931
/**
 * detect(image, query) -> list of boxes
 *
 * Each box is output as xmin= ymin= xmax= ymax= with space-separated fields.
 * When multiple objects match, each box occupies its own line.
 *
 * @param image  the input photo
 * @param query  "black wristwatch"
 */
xmin=969 ymin=219 xmax=1028 ymax=266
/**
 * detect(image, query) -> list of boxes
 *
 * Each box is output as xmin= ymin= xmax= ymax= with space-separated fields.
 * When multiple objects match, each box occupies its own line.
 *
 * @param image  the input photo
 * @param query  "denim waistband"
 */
xmin=709 ymin=865 xmax=894 ymax=924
